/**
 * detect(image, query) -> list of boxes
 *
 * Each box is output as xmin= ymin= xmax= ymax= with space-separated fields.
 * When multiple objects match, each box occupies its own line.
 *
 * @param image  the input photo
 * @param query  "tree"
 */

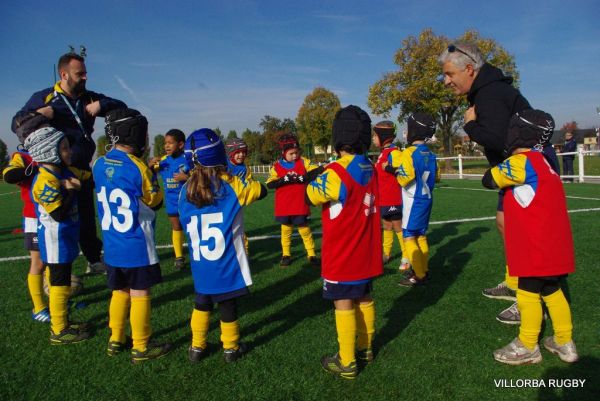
xmin=296 ymin=86 xmax=340 ymax=158
xmin=258 ymin=115 xmax=297 ymax=163
xmin=241 ymin=128 xmax=263 ymax=164
xmin=226 ymin=130 xmax=238 ymax=140
xmin=561 ymin=121 xmax=578 ymax=133
xmin=368 ymin=28 xmax=519 ymax=156
xmin=96 ymin=135 xmax=108 ymax=157
xmin=0 ymin=139 xmax=7 ymax=170
xmin=153 ymin=134 xmax=166 ymax=158
xmin=214 ymin=127 xmax=223 ymax=140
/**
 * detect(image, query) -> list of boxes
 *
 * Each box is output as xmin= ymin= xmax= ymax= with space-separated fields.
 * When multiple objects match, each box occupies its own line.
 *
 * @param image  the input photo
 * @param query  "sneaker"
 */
xmin=308 ymin=256 xmax=320 ymax=268
xmin=543 ymin=336 xmax=579 ymax=363
xmin=356 ymin=348 xmax=374 ymax=364
xmin=398 ymin=271 xmax=427 ymax=287
xmin=50 ymin=325 xmax=91 ymax=345
xmin=493 ymin=337 xmax=542 ymax=365
xmin=107 ymin=336 xmax=132 ymax=356
xmin=223 ymin=342 xmax=247 ymax=363
xmin=280 ymin=255 xmax=292 ymax=267
xmin=86 ymin=260 xmax=106 ymax=275
xmin=32 ymin=307 xmax=51 ymax=323
xmin=131 ymin=342 xmax=173 ymax=364
xmin=188 ymin=346 xmax=207 ymax=363
xmin=496 ymin=302 xmax=520 ymax=325
xmin=482 ymin=282 xmax=517 ymax=301
xmin=68 ymin=320 xmax=91 ymax=332
xmin=174 ymin=257 xmax=186 ymax=270
xmin=321 ymin=353 xmax=358 ymax=379
xmin=398 ymin=258 xmax=411 ymax=272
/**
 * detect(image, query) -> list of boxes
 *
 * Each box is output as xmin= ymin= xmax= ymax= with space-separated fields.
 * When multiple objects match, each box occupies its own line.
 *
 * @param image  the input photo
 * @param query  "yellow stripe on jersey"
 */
xmin=32 ymin=168 xmax=63 ymax=214
xmin=128 ymin=154 xmax=163 ymax=208
xmin=396 ymin=147 xmax=417 ymax=187
xmin=67 ymin=166 xmax=91 ymax=181
xmin=3 ymin=153 xmax=28 ymax=176
xmin=490 ymin=153 xmax=528 ymax=189
xmin=222 ymin=173 xmax=264 ymax=206
xmin=302 ymin=156 xmax=320 ymax=172
xmin=306 ymin=154 xmax=354 ymax=205
xmin=387 ymin=147 xmax=403 ymax=168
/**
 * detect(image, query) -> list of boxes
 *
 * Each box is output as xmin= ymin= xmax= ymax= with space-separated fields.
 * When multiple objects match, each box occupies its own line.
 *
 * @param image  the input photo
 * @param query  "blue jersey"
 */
xmin=93 ymin=149 xmax=163 ymax=268
xmin=396 ymin=144 xmax=439 ymax=236
xmin=154 ymin=153 xmax=188 ymax=215
xmin=31 ymin=166 xmax=90 ymax=264
xmin=178 ymin=174 xmax=264 ymax=295
xmin=227 ymin=160 xmax=253 ymax=186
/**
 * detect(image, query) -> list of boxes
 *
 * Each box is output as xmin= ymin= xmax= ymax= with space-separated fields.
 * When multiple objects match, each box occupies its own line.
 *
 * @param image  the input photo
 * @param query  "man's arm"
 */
xmin=463 ymin=99 xmax=512 ymax=154
xmin=11 ymin=89 xmax=53 ymax=134
xmin=87 ymin=91 xmax=127 ymax=117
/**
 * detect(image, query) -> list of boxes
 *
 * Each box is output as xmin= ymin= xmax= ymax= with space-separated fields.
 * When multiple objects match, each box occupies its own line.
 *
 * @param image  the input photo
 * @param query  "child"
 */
xmin=266 ymin=133 xmax=322 ymax=267
xmin=485 ymin=109 xmax=578 ymax=365
xmin=25 ymin=127 xmax=91 ymax=344
xmin=178 ymin=128 xmax=267 ymax=363
xmin=149 ymin=129 xmax=189 ymax=270
xmin=93 ymin=108 xmax=171 ymax=363
xmin=306 ymin=105 xmax=383 ymax=379
xmin=394 ymin=113 xmax=439 ymax=287
xmin=226 ymin=138 xmax=253 ymax=253
xmin=372 ymin=120 xmax=408 ymax=269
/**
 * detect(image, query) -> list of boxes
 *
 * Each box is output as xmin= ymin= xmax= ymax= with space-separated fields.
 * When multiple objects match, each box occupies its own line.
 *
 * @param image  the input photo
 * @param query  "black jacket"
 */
xmin=464 ymin=63 xmax=530 ymax=166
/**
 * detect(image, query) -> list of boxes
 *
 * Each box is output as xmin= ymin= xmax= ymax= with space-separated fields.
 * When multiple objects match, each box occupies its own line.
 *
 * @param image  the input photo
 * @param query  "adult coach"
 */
xmin=12 ymin=51 xmax=127 ymax=274
xmin=438 ymin=42 xmax=531 ymax=324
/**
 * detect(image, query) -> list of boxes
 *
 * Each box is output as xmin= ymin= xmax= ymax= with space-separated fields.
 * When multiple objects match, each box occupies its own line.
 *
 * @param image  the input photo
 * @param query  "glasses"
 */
xmin=448 ymin=44 xmax=477 ymax=65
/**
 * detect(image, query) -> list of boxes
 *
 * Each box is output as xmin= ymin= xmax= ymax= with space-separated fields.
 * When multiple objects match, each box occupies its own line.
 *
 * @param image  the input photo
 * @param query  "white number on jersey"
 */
xmin=421 ymin=171 xmax=431 ymax=198
xmin=98 ymin=186 xmax=134 ymax=233
xmin=186 ymin=213 xmax=225 ymax=261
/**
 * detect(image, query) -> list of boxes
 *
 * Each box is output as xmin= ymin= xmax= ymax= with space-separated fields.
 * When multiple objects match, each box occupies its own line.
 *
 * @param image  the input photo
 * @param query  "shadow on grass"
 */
xmin=375 ymin=224 xmax=490 ymax=352
xmin=537 ymin=356 xmax=600 ymax=400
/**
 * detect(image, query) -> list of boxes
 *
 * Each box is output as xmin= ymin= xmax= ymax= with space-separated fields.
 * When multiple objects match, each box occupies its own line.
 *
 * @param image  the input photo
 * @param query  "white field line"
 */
xmin=438 ymin=186 xmax=600 ymax=201
xmin=1 ymin=207 xmax=599 ymax=263
xmin=0 ymin=191 xmax=19 ymax=196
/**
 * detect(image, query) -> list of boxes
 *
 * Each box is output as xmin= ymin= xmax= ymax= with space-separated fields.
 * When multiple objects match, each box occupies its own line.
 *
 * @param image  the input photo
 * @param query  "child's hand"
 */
xmin=382 ymin=161 xmax=389 ymax=169
xmin=148 ymin=157 xmax=160 ymax=167
xmin=173 ymin=172 xmax=189 ymax=182
xmin=62 ymin=177 xmax=81 ymax=191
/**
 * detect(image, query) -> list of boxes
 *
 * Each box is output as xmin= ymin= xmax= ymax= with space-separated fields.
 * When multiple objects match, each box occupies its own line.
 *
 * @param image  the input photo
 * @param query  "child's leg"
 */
xmin=297 ymin=224 xmax=316 ymax=258
xmin=355 ymin=295 xmax=375 ymax=353
xmin=404 ymin=236 xmax=426 ymax=279
xmin=169 ymin=216 xmax=185 ymax=259
xmin=382 ymin=219 xmax=394 ymax=260
xmin=417 ymin=235 xmax=429 ymax=275
xmin=504 ymin=265 xmax=518 ymax=291
xmin=517 ymin=278 xmax=543 ymax=350
xmin=280 ymin=224 xmax=293 ymax=257
xmin=334 ymin=299 xmax=357 ymax=365
xmin=219 ymin=298 xmax=240 ymax=350
xmin=27 ymin=250 xmax=47 ymax=313
xmin=48 ymin=263 xmax=72 ymax=334
xmin=130 ymin=288 xmax=152 ymax=352
xmin=392 ymin=220 xmax=406 ymax=259
xmin=191 ymin=303 xmax=212 ymax=349
xmin=542 ymin=284 xmax=573 ymax=345
xmin=109 ymin=290 xmax=131 ymax=343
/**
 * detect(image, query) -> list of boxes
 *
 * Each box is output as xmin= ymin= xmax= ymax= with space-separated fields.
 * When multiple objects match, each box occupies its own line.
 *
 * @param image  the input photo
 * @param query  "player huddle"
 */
xmin=4 ymin=104 xmax=577 ymax=377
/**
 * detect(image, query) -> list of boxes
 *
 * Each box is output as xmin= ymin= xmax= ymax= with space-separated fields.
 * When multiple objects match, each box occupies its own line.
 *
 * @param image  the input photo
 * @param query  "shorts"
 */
xmin=402 ymin=228 xmax=427 ymax=238
xmin=380 ymin=205 xmax=402 ymax=221
xmin=497 ymin=189 xmax=505 ymax=212
xmin=195 ymin=287 xmax=249 ymax=305
xmin=165 ymin=195 xmax=180 ymax=216
xmin=322 ymin=280 xmax=373 ymax=300
xmin=24 ymin=232 xmax=39 ymax=251
xmin=107 ymin=263 xmax=162 ymax=290
xmin=276 ymin=215 xmax=309 ymax=225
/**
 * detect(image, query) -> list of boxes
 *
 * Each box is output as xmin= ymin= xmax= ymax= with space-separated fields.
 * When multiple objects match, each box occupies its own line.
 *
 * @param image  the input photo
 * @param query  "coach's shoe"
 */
xmin=543 ymin=336 xmax=579 ymax=363
xmin=493 ymin=337 xmax=542 ymax=365
xmin=482 ymin=282 xmax=517 ymax=301
xmin=280 ymin=255 xmax=292 ymax=267
xmin=86 ymin=260 xmax=106 ymax=275
xmin=174 ymin=257 xmax=186 ymax=270
xmin=223 ymin=342 xmax=247 ymax=363
xmin=188 ymin=346 xmax=208 ymax=363
xmin=308 ymin=256 xmax=320 ymax=268
xmin=32 ymin=307 xmax=51 ymax=323
xmin=398 ymin=271 xmax=428 ymax=287
xmin=356 ymin=348 xmax=374 ymax=364
xmin=496 ymin=302 xmax=520 ymax=325
xmin=131 ymin=342 xmax=173 ymax=364
xmin=321 ymin=353 xmax=358 ymax=379
xmin=398 ymin=258 xmax=411 ymax=272
xmin=50 ymin=325 xmax=91 ymax=345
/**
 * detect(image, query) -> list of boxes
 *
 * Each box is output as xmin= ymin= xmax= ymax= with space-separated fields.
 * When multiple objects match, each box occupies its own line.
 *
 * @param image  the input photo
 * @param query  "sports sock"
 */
xmin=542 ymin=289 xmax=573 ymax=345
xmin=131 ymin=295 xmax=152 ymax=352
xmin=505 ymin=266 xmax=518 ymax=290
xmin=335 ymin=308 xmax=357 ymax=366
xmin=382 ymin=229 xmax=394 ymax=258
xmin=405 ymin=238 xmax=425 ymax=279
xmin=220 ymin=320 xmax=240 ymax=350
xmin=396 ymin=231 xmax=406 ymax=258
xmin=517 ymin=289 xmax=543 ymax=350
xmin=172 ymin=229 xmax=185 ymax=259
xmin=28 ymin=273 xmax=47 ymax=313
xmin=298 ymin=226 xmax=316 ymax=258
xmin=356 ymin=301 xmax=375 ymax=351
xmin=417 ymin=236 xmax=429 ymax=274
xmin=109 ymin=290 xmax=131 ymax=343
xmin=280 ymin=224 xmax=293 ymax=257
xmin=49 ymin=285 xmax=70 ymax=334
xmin=191 ymin=309 xmax=211 ymax=349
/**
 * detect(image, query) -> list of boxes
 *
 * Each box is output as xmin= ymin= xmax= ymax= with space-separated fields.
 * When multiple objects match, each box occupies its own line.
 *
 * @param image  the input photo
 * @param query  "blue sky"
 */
xmin=1 ymin=0 xmax=599 ymax=152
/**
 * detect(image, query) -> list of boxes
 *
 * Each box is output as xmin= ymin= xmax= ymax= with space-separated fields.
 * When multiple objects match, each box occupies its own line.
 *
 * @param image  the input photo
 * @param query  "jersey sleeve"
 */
xmin=388 ymin=149 xmax=403 ymax=168
xmin=303 ymin=157 xmax=320 ymax=172
xmin=3 ymin=153 xmax=27 ymax=176
xmin=265 ymin=165 xmax=280 ymax=184
xmin=490 ymin=154 xmax=528 ymax=189
xmin=306 ymin=166 xmax=343 ymax=206
xmin=226 ymin=174 xmax=264 ymax=206
xmin=130 ymin=155 xmax=163 ymax=208
xmin=396 ymin=148 xmax=416 ymax=187
xmin=67 ymin=166 xmax=92 ymax=182
xmin=32 ymin=172 xmax=62 ymax=214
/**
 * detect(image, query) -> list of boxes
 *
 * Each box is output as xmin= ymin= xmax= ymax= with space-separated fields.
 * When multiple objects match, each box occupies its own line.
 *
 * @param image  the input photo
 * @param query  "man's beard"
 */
xmin=67 ymin=78 xmax=86 ymax=96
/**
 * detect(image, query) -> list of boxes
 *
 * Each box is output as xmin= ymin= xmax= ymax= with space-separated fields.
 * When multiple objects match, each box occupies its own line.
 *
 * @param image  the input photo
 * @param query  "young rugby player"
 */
xmin=178 ymin=129 xmax=267 ymax=363
xmin=226 ymin=138 xmax=253 ymax=253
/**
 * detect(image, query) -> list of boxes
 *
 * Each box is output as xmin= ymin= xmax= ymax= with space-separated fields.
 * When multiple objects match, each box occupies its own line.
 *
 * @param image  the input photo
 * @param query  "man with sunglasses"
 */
xmin=438 ymin=42 xmax=531 ymax=325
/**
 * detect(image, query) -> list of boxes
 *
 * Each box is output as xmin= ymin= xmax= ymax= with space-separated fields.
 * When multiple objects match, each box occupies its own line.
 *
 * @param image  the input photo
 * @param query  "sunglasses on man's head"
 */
xmin=448 ymin=44 xmax=477 ymax=64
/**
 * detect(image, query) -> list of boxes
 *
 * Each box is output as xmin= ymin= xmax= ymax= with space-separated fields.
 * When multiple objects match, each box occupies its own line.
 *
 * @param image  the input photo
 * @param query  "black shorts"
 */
xmin=497 ymin=189 xmax=505 ymax=212
xmin=322 ymin=280 xmax=373 ymax=300
xmin=107 ymin=263 xmax=162 ymax=290
xmin=276 ymin=215 xmax=309 ymax=225
xmin=24 ymin=232 xmax=39 ymax=251
xmin=195 ymin=287 xmax=249 ymax=305
xmin=380 ymin=205 xmax=402 ymax=221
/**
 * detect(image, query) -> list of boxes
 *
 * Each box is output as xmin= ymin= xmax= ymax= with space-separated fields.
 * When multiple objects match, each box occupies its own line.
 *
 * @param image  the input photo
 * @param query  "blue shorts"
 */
xmin=403 ymin=228 xmax=427 ymax=238
xmin=276 ymin=215 xmax=309 ymax=225
xmin=24 ymin=232 xmax=39 ymax=251
xmin=497 ymin=190 xmax=505 ymax=212
xmin=195 ymin=287 xmax=249 ymax=305
xmin=165 ymin=195 xmax=180 ymax=216
xmin=380 ymin=205 xmax=402 ymax=221
xmin=107 ymin=263 xmax=162 ymax=290
xmin=322 ymin=280 xmax=373 ymax=300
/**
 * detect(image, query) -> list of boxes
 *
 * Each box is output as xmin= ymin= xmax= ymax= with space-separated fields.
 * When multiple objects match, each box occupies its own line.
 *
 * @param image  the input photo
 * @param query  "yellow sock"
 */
xmin=172 ymin=229 xmax=184 ymax=259
xmin=49 ymin=285 xmax=70 ymax=334
xmin=382 ymin=229 xmax=393 ymax=258
xmin=130 ymin=295 xmax=152 ymax=352
xmin=281 ymin=224 xmax=293 ymax=256
xmin=109 ymin=290 xmax=131 ymax=343
xmin=417 ymin=236 xmax=429 ymax=274
xmin=220 ymin=320 xmax=240 ymax=350
xmin=396 ymin=231 xmax=406 ymax=258
xmin=517 ymin=289 xmax=543 ymax=350
xmin=505 ymin=266 xmax=518 ymax=290
xmin=542 ymin=289 xmax=573 ymax=345
xmin=191 ymin=309 xmax=211 ymax=349
xmin=28 ymin=273 xmax=47 ymax=313
xmin=405 ymin=238 xmax=425 ymax=279
xmin=335 ymin=308 xmax=356 ymax=366
xmin=298 ymin=226 xmax=316 ymax=258
xmin=356 ymin=301 xmax=375 ymax=351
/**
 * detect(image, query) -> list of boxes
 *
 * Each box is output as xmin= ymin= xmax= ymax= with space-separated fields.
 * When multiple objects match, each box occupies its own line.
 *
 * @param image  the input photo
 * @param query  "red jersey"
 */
xmin=374 ymin=146 xmax=402 ymax=207
xmin=272 ymin=159 xmax=310 ymax=217
xmin=5 ymin=152 xmax=37 ymax=218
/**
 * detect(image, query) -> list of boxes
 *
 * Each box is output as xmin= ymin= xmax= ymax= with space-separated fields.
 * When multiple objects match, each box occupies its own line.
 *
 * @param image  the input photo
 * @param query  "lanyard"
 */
xmin=57 ymin=92 xmax=89 ymax=139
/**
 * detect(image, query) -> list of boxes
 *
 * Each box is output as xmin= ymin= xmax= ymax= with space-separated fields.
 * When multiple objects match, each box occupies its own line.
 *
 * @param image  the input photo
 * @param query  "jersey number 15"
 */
xmin=186 ymin=213 xmax=225 ymax=261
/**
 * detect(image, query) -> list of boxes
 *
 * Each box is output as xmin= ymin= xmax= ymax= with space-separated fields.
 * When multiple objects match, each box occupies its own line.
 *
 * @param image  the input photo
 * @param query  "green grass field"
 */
xmin=1 ymin=179 xmax=599 ymax=401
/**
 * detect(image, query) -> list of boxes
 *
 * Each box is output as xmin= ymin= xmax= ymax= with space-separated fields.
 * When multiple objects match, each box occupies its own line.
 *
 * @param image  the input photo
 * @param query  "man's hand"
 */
xmin=85 ymin=101 xmax=101 ymax=117
xmin=148 ymin=157 xmax=161 ymax=168
xmin=36 ymin=106 xmax=54 ymax=120
xmin=464 ymin=106 xmax=476 ymax=124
